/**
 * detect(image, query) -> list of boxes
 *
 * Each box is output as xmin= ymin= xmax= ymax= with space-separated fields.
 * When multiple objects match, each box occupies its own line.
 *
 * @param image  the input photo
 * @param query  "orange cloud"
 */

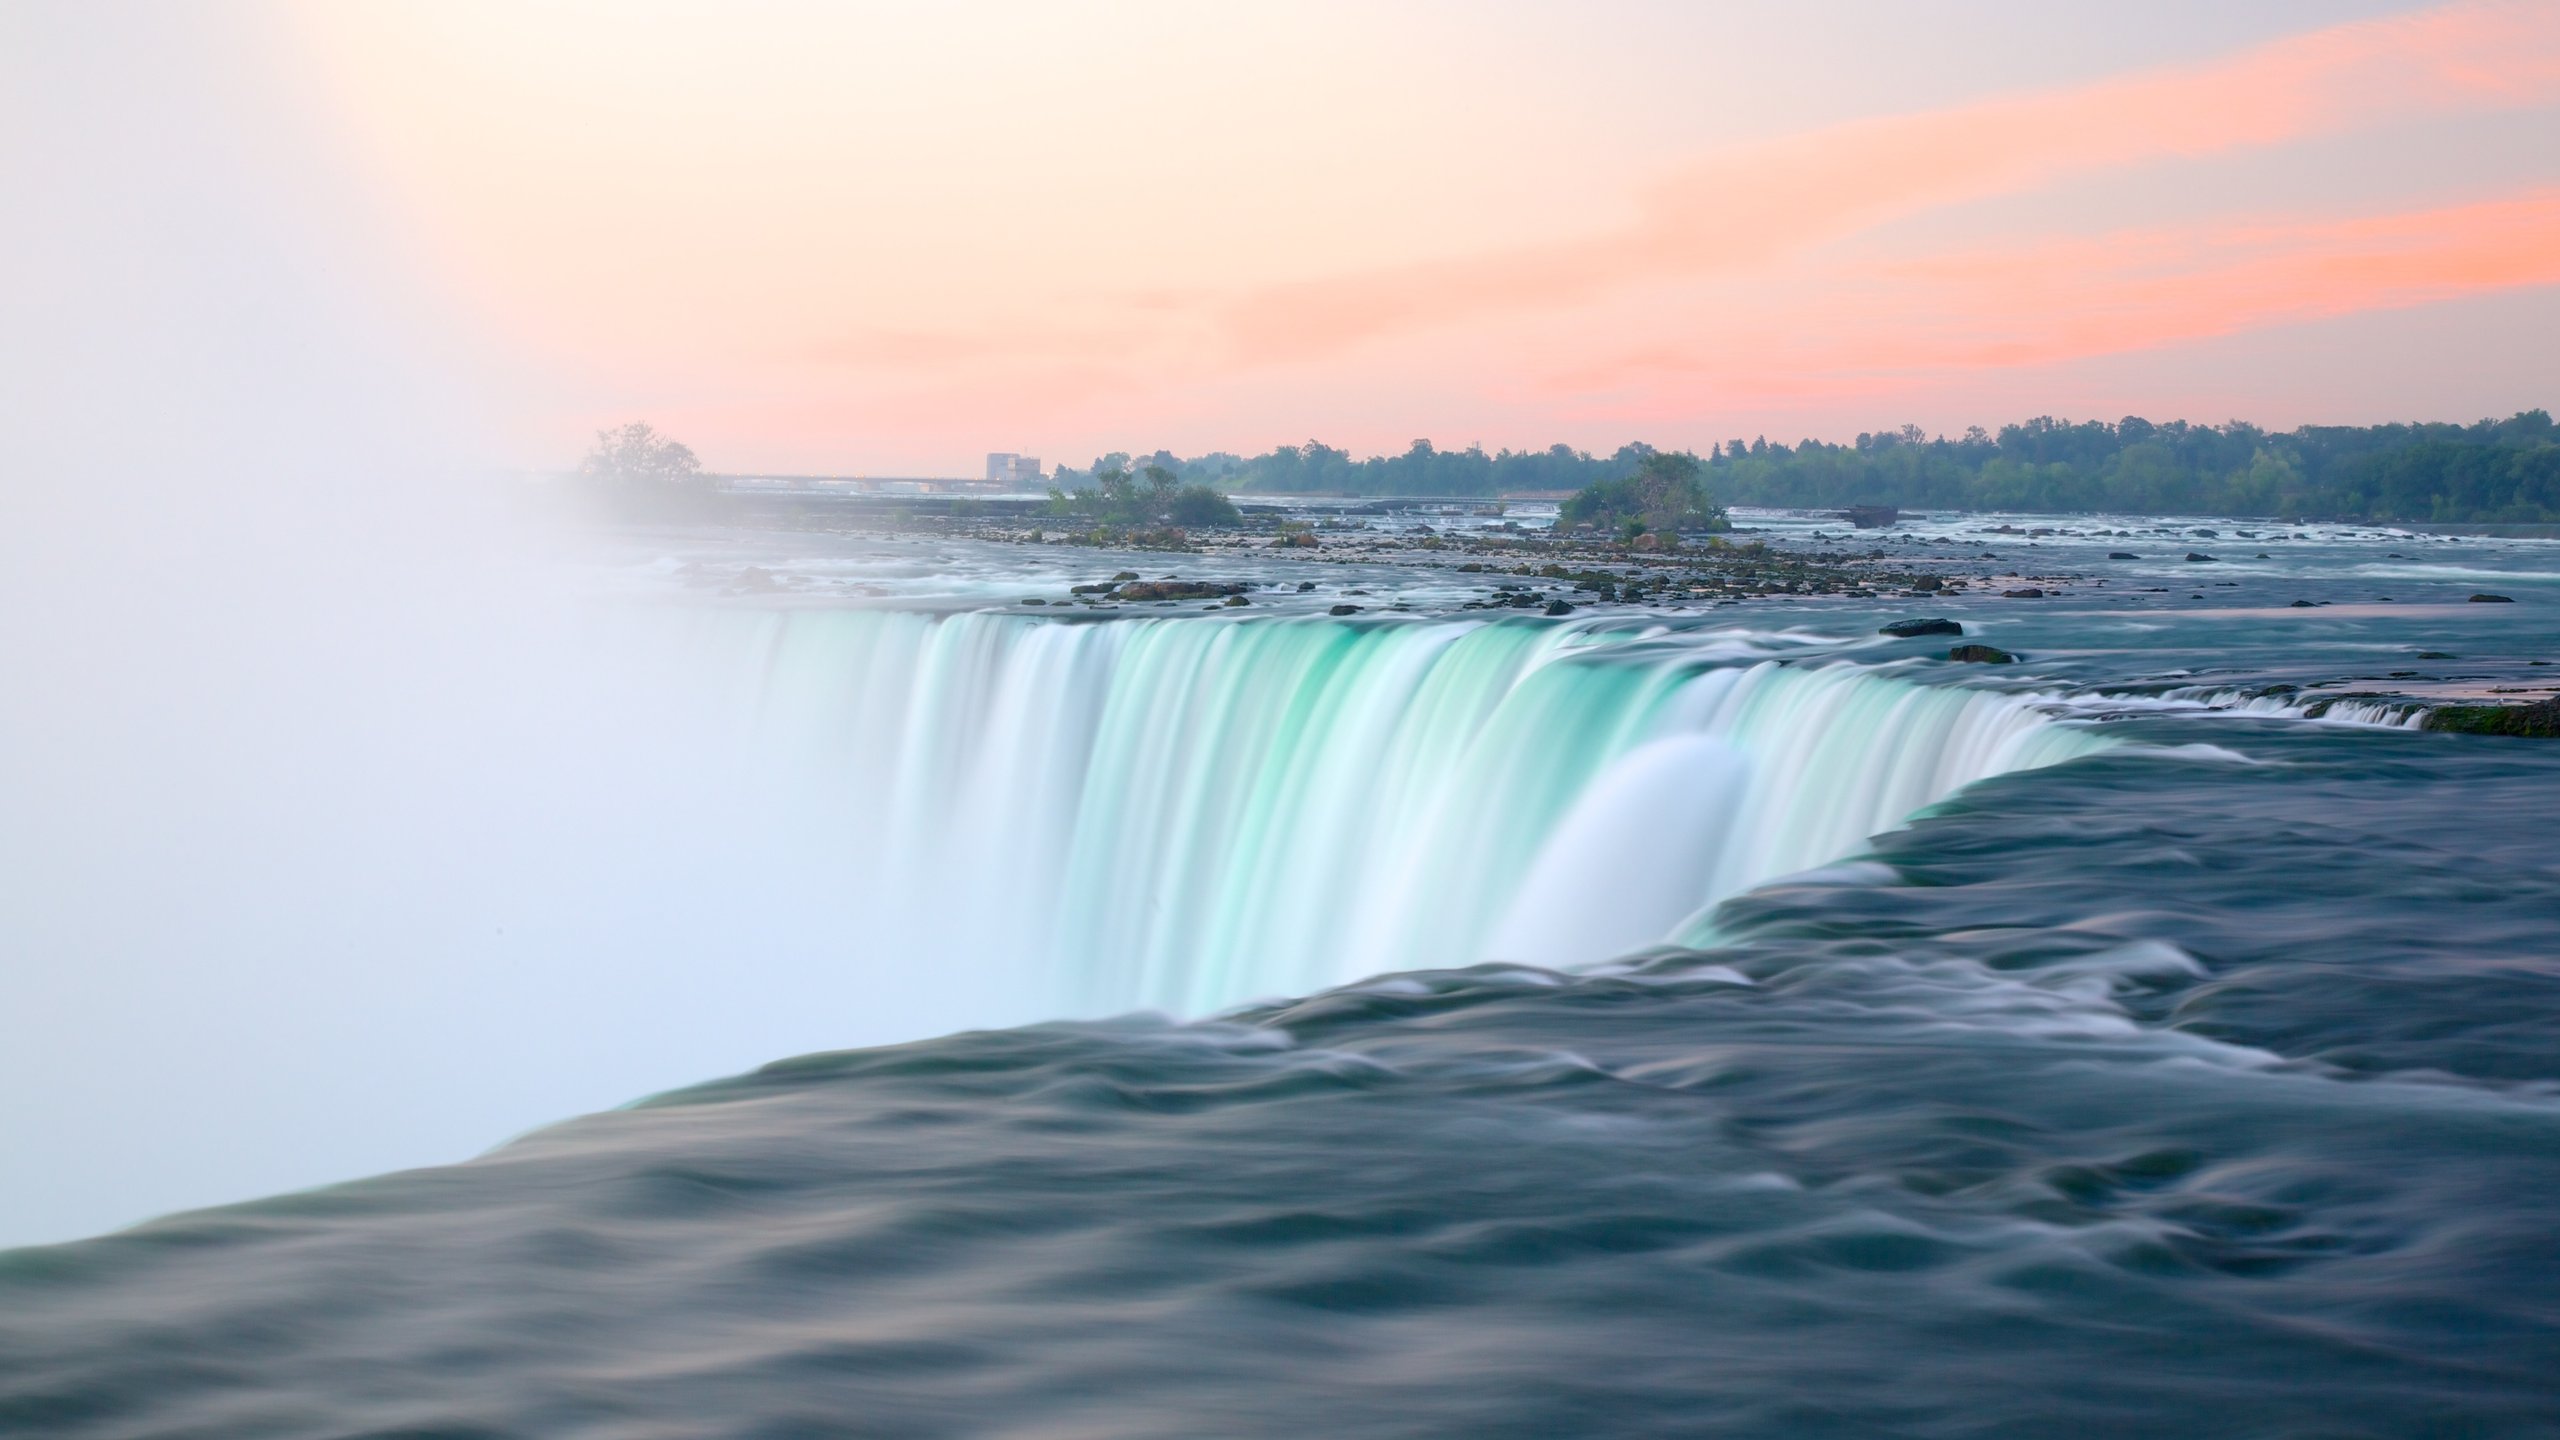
xmin=1220 ymin=0 xmax=2560 ymax=364
xmin=1555 ymin=188 xmax=2560 ymax=409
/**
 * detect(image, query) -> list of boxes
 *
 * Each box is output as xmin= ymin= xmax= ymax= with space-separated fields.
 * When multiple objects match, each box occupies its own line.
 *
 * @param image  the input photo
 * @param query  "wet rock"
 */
xmin=1019 ymin=597 xmax=1047 ymax=605
xmin=1910 ymin=576 xmax=1944 ymax=592
xmin=1117 ymin=580 xmax=1247 ymax=602
xmin=2003 ymin=587 xmax=2045 ymax=599
xmin=2186 ymin=552 xmax=2218 ymax=563
xmin=2425 ymin=697 xmax=2560 ymax=737
xmin=2471 ymin=593 xmax=2515 ymax=603
xmin=1111 ymin=571 xmax=1140 ymax=581
xmin=1948 ymin=644 xmax=2016 ymax=664
xmin=1543 ymin=599 xmax=1575 ymax=616
xmin=2289 ymin=599 xmax=2316 ymax=607
xmin=2109 ymin=552 xmax=2141 ymax=560
xmin=1880 ymin=618 xmax=1963 ymax=637
xmin=1297 ymin=581 xmax=1315 ymax=592
xmin=1329 ymin=603 xmax=1363 ymax=616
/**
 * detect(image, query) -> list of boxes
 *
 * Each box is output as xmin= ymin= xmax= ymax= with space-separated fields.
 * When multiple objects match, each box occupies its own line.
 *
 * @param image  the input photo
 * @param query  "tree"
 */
xmin=1557 ymin=451 xmax=1729 ymax=541
xmin=1166 ymin=485 xmax=1242 ymax=527
xmin=580 ymin=422 xmax=705 ymax=491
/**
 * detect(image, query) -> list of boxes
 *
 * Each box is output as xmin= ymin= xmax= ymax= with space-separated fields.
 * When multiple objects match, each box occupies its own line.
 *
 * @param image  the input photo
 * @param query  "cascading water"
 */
xmin=737 ymin=609 xmax=2108 ymax=1016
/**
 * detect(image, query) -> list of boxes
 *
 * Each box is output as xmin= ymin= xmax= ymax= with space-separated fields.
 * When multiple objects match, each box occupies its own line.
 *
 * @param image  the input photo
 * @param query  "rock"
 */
xmin=1019 ymin=597 xmax=1047 ymax=605
xmin=1069 ymin=582 xmax=1118 ymax=594
xmin=1839 ymin=505 xmax=1899 ymax=528
xmin=2003 ymin=587 xmax=2044 ymax=598
xmin=1223 ymin=595 xmax=1250 ymax=606
xmin=2186 ymin=552 xmax=2218 ymax=563
xmin=2425 ymin=697 xmax=2560 ymax=738
xmin=2289 ymin=599 xmax=2316 ymax=607
xmin=2109 ymin=552 xmax=2140 ymax=560
xmin=1543 ymin=599 xmax=1575 ymax=616
xmin=2471 ymin=593 xmax=2515 ymax=603
xmin=1880 ymin=618 xmax=1963 ymax=637
xmin=1271 ymin=531 xmax=1318 ymax=548
xmin=1296 ymin=581 xmax=1316 ymax=592
xmin=2417 ymin=651 xmax=2457 ymax=659
xmin=1948 ymin=644 xmax=2016 ymax=664
xmin=1116 ymin=580 xmax=1247 ymax=602
xmin=1329 ymin=603 xmax=1363 ymax=616
xmin=1111 ymin=571 xmax=1140 ymax=582
xmin=1911 ymin=576 xmax=1944 ymax=592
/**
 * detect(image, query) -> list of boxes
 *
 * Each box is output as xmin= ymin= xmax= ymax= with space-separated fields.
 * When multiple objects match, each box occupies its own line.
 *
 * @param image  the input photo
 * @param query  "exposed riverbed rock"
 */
xmin=1115 ymin=580 xmax=1248 ymax=601
xmin=2425 ymin=697 xmax=2560 ymax=737
xmin=1881 ymin=618 xmax=1964 ymax=637
xmin=2470 ymin=593 xmax=2515 ymax=603
xmin=1948 ymin=644 xmax=2017 ymax=664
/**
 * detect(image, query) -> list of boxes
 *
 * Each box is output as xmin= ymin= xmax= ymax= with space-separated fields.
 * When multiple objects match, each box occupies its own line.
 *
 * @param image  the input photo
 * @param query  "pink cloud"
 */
xmin=1218 ymin=0 xmax=2560 ymax=364
xmin=1553 ymin=187 xmax=2560 ymax=412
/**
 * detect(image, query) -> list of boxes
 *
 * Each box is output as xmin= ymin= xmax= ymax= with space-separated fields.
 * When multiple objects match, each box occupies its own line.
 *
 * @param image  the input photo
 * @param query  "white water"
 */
xmin=738 ymin=609 xmax=2109 ymax=1015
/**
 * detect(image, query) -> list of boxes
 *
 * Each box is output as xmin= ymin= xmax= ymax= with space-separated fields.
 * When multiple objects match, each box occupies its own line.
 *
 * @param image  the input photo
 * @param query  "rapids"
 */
xmin=7 ymin=512 xmax=2560 ymax=1437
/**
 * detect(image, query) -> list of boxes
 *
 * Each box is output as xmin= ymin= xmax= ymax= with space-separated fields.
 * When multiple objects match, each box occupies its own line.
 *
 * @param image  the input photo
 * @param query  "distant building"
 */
xmin=985 ymin=453 xmax=1043 ymax=486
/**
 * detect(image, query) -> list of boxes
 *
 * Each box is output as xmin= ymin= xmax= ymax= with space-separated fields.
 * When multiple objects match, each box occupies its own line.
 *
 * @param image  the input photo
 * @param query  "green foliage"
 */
xmin=1706 ymin=411 xmax=2560 ymax=522
xmin=1557 ymin=452 xmax=1729 ymax=537
xmin=1165 ymin=484 xmax=1241 ymax=528
xmin=1047 ymin=462 xmax=1240 ymax=528
xmin=1067 ymin=411 xmax=2559 ymax=521
xmin=579 ymin=422 xmax=704 ymax=490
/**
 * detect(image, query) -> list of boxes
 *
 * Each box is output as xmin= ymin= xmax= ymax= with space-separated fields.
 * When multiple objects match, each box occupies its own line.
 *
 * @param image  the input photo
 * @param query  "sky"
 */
xmin=272 ymin=0 xmax=2560 ymax=474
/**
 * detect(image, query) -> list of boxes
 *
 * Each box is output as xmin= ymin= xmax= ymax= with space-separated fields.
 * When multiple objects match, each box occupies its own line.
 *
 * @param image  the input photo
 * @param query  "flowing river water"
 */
xmin=4 ymin=507 xmax=2557 ymax=1437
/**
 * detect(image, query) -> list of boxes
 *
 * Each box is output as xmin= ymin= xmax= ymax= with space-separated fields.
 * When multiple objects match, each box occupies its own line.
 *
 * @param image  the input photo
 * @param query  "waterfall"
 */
xmin=735 ymin=610 xmax=2108 ymax=1016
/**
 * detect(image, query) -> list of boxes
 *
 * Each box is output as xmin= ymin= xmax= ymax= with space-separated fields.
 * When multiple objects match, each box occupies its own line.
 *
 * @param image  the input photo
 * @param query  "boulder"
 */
xmin=2186 ymin=552 xmax=2217 ymax=563
xmin=1880 ymin=618 xmax=1963 ymax=637
xmin=2109 ymin=552 xmax=2140 ymax=559
xmin=2471 ymin=593 xmax=2515 ymax=603
xmin=2425 ymin=697 xmax=2560 ymax=738
xmin=1329 ymin=603 xmax=1363 ymax=616
xmin=1948 ymin=644 xmax=2016 ymax=664
xmin=1117 ymin=580 xmax=1247 ymax=602
xmin=1543 ymin=599 xmax=1576 ymax=616
xmin=2003 ymin=587 xmax=2045 ymax=598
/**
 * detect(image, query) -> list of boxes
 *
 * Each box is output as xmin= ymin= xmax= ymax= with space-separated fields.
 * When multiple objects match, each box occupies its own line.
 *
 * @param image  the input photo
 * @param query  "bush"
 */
xmin=1559 ymin=452 xmax=1729 ymax=538
xmin=1166 ymin=485 xmax=1241 ymax=528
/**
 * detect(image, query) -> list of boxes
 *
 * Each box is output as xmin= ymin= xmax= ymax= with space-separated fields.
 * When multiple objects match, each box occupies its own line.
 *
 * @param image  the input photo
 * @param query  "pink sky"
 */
xmin=286 ymin=0 xmax=2560 ymax=473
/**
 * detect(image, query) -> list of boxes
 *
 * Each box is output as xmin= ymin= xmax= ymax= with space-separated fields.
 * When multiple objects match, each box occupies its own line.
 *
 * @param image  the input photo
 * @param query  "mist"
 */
xmin=0 ymin=8 xmax=1025 ymax=1248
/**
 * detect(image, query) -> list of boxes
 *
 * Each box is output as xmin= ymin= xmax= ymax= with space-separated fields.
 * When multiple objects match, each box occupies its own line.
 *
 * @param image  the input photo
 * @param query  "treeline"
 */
xmin=1061 ymin=412 xmax=2560 ymax=521
xmin=1054 ymin=442 xmax=1663 ymax=499
xmin=1707 ymin=412 xmax=2559 ymax=522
